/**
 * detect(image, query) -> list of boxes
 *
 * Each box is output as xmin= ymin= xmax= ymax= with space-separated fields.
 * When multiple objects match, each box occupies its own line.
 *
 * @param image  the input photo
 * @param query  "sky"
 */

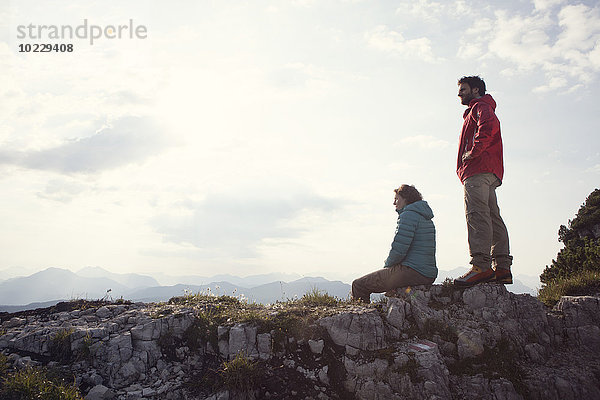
xmin=0 ymin=0 xmax=599 ymax=285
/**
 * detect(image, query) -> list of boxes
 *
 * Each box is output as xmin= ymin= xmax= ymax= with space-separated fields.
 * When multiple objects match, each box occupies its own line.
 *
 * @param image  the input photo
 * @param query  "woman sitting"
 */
xmin=352 ymin=184 xmax=437 ymax=302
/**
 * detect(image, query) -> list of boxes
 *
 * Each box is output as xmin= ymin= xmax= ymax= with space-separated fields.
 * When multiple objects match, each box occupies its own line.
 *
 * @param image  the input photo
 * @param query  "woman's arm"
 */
xmin=384 ymin=211 xmax=418 ymax=267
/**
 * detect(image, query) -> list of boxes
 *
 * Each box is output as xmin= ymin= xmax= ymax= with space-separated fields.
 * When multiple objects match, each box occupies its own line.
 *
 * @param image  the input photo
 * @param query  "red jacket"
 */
xmin=456 ymin=94 xmax=504 ymax=183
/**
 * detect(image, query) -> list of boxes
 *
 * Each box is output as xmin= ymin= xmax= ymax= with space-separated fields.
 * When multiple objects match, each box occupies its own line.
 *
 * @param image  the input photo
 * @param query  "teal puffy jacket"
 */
xmin=383 ymin=200 xmax=437 ymax=279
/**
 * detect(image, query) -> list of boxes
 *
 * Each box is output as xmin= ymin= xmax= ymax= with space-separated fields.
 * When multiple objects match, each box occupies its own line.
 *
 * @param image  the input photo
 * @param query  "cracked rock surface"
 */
xmin=1 ymin=284 xmax=599 ymax=399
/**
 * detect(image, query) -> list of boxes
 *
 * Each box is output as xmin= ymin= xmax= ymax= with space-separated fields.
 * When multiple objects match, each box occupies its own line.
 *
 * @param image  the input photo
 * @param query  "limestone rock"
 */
xmin=318 ymin=309 xmax=386 ymax=353
xmin=230 ymin=323 xmax=258 ymax=359
xmin=1 ymin=285 xmax=599 ymax=399
xmin=85 ymin=384 xmax=114 ymax=400
xmin=308 ymin=339 xmax=324 ymax=354
xmin=457 ymin=329 xmax=484 ymax=360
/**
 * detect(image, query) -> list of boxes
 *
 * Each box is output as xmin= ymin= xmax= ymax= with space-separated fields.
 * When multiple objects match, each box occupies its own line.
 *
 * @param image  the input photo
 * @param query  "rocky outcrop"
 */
xmin=1 ymin=284 xmax=600 ymax=399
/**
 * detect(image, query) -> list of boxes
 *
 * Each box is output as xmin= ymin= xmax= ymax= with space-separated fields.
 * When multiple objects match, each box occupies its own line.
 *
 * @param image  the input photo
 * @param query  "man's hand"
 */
xmin=462 ymin=151 xmax=473 ymax=162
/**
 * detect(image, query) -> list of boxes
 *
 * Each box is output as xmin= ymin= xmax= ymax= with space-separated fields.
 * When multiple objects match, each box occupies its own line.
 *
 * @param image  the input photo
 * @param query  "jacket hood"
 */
xmin=469 ymin=93 xmax=496 ymax=110
xmin=398 ymin=200 xmax=434 ymax=220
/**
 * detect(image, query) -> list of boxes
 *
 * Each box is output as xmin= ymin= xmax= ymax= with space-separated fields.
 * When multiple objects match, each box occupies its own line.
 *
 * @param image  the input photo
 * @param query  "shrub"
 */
xmin=559 ymin=189 xmax=600 ymax=241
xmin=539 ymin=189 xmax=600 ymax=306
xmin=541 ymin=237 xmax=600 ymax=283
xmin=541 ymin=189 xmax=600 ymax=283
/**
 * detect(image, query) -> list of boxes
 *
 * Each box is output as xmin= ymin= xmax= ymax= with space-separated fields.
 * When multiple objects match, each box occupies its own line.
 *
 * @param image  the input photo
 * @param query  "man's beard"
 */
xmin=461 ymin=95 xmax=473 ymax=105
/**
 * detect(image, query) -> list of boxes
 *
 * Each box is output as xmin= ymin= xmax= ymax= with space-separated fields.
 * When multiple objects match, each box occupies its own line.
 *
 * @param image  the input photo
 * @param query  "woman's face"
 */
xmin=394 ymin=193 xmax=407 ymax=210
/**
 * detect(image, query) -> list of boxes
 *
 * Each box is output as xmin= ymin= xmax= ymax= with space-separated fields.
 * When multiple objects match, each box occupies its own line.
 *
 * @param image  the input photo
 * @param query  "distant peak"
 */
xmin=77 ymin=266 xmax=110 ymax=274
xmin=38 ymin=267 xmax=73 ymax=274
xmin=294 ymin=276 xmax=328 ymax=283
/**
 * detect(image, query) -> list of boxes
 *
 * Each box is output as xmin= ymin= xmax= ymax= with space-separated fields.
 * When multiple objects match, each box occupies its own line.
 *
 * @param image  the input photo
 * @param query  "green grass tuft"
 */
xmin=0 ymin=353 xmax=8 ymax=378
xmin=219 ymin=352 xmax=260 ymax=394
xmin=169 ymin=291 xmax=241 ymax=307
xmin=77 ymin=332 xmax=93 ymax=361
xmin=422 ymin=318 xmax=458 ymax=343
xmin=537 ymin=269 xmax=600 ymax=307
xmin=0 ymin=366 xmax=83 ymax=400
xmin=157 ymin=288 xmax=355 ymax=356
xmin=49 ymin=328 xmax=75 ymax=363
xmin=299 ymin=287 xmax=340 ymax=307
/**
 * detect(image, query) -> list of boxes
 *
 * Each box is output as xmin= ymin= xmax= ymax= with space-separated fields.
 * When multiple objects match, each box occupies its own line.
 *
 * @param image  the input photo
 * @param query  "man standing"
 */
xmin=453 ymin=76 xmax=513 ymax=287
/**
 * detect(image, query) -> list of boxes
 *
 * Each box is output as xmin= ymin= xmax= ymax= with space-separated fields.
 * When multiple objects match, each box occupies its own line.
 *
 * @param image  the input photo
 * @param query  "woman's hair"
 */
xmin=394 ymin=184 xmax=423 ymax=205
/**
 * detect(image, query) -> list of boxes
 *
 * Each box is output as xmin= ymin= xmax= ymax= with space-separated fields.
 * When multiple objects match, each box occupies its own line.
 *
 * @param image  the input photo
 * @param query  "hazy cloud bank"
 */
xmin=0 ymin=116 xmax=168 ymax=174
xmin=152 ymin=190 xmax=342 ymax=258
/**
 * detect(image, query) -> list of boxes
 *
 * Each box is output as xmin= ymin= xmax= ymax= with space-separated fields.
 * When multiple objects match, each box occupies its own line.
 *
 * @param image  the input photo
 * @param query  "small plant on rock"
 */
xmin=439 ymin=277 xmax=457 ymax=298
xmin=157 ymin=330 xmax=181 ymax=361
xmin=150 ymin=307 xmax=173 ymax=319
xmin=299 ymin=287 xmax=340 ymax=307
xmin=0 ymin=366 xmax=83 ymax=400
xmin=49 ymin=328 xmax=75 ymax=363
xmin=183 ymin=317 xmax=213 ymax=352
xmin=218 ymin=352 xmax=260 ymax=395
xmin=77 ymin=332 xmax=93 ymax=361
xmin=423 ymin=318 xmax=458 ymax=343
xmin=395 ymin=353 xmax=420 ymax=382
xmin=448 ymin=338 xmax=528 ymax=397
xmin=0 ymin=352 xmax=8 ymax=377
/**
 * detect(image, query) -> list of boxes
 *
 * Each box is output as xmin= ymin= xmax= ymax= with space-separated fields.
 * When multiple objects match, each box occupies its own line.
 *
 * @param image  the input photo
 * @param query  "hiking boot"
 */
xmin=494 ymin=267 xmax=513 ymax=284
xmin=454 ymin=266 xmax=495 ymax=287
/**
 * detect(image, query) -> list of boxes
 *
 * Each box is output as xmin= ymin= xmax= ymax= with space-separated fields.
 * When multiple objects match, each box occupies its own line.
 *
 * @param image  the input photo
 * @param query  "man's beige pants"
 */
xmin=464 ymin=173 xmax=512 ymax=269
xmin=352 ymin=265 xmax=435 ymax=303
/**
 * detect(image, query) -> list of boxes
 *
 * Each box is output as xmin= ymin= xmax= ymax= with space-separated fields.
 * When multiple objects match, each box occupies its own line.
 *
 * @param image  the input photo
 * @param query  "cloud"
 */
xmin=555 ymin=5 xmax=600 ymax=59
xmin=101 ymin=90 xmax=152 ymax=106
xmin=586 ymin=164 xmax=600 ymax=174
xmin=487 ymin=11 xmax=554 ymax=70
xmin=532 ymin=76 xmax=568 ymax=93
xmin=533 ymin=0 xmax=565 ymax=12
xmin=36 ymin=178 xmax=91 ymax=202
xmin=395 ymin=0 xmax=476 ymax=22
xmin=365 ymin=25 xmax=438 ymax=62
xmin=396 ymin=0 xmax=444 ymax=22
xmin=388 ymin=161 xmax=416 ymax=171
xmin=269 ymin=63 xmax=330 ymax=90
xmin=291 ymin=0 xmax=317 ymax=7
xmin=395 ymin=135 xmax=450 ymax=150
xmin=152 ymin=190 xmax=341 ymax=258
xmin=0 ymin=116 xmax=168 ymax=174
xmin=457 ymin=18 xmax=495 ymax=58
xmin=458 ymin=3 xmax=600 ymax=91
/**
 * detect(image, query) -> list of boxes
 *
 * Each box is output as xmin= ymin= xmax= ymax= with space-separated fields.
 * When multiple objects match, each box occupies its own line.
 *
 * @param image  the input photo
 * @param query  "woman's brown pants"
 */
xmin=351 ymin=264 xmax=435 ymax=303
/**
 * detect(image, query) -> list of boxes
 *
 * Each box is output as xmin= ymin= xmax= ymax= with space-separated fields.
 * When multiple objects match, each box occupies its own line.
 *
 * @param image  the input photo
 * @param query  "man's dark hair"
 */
xmin=458 ymin=76 xmax=486 ymax=95
xmin=394 ymin=184 xmax=423 ymax=205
